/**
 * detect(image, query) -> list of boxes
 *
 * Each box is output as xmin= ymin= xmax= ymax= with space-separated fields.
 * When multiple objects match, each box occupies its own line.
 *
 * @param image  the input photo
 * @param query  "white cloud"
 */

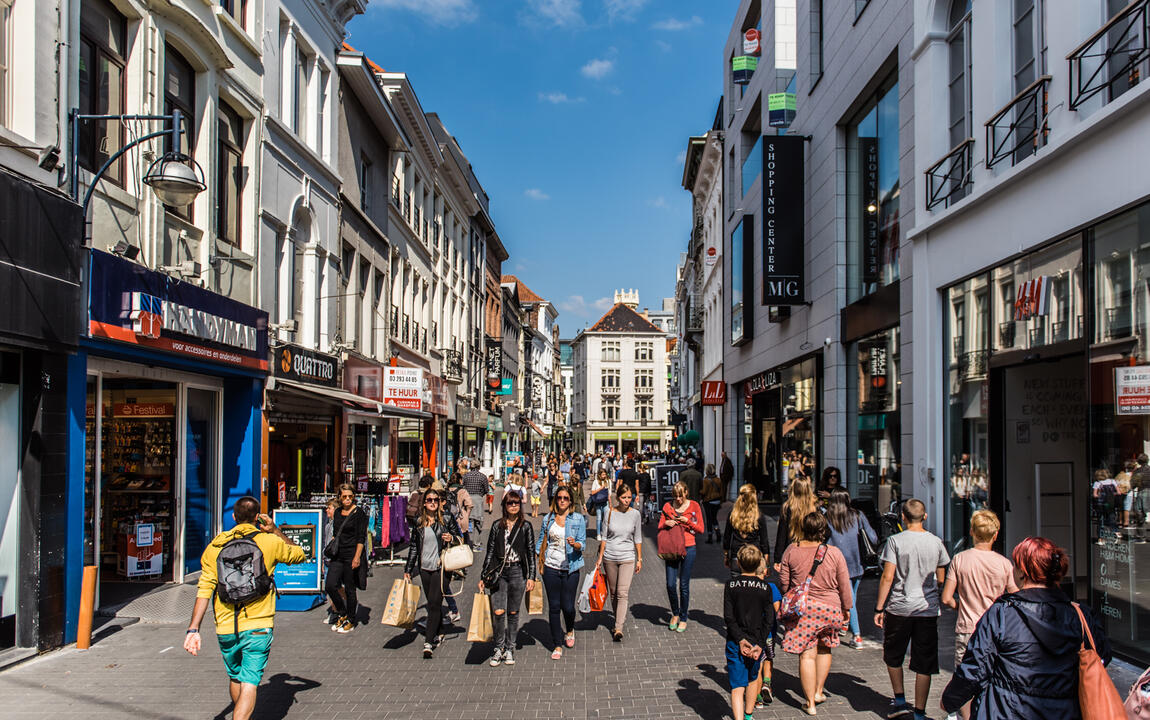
xmin=675 ymin=149 xmax=687 ymax=165
xmin=525 ymin=188 xmax=551 ymax=200
xmin=538 ymin=91 xmax=585 ymax=104
xmin=581 ymin=57 xmax=614 ymax=79
xmin=652 ymin=196 xmax=669 ymax=209
xmin=525 ymin=0 xmax=583 ymax=28
xmin=655 ymin=39 xmax=672 ymax=53
xmin=604 ymin=0 xmax=648 ymax=22
xmin=375 ymin=0 xmax=478 ymax=25
xmin=652 ymin=15 xmax=702 ymax=31
xmin=560 ymin=295 xmax=613 ymax=316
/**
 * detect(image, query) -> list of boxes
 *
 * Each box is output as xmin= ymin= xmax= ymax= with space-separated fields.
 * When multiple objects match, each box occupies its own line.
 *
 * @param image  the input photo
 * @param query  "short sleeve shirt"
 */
xmin=879 ymin=530 xmax=951 ymax=617
xmin=950 ymin=548 xmax=1017 ymax=633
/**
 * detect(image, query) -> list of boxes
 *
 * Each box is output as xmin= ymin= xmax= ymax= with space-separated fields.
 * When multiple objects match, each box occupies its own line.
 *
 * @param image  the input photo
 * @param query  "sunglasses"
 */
xmin=505 ymin=499 xmax=522 ymax=505
xmin=556 ymin=496 xmax=572 ymax=502
xmin=424 ymin=497 xmax=441 ymax=504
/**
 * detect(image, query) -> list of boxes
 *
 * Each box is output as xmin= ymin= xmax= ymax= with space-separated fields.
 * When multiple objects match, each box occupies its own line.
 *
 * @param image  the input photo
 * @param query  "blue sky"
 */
xmin=347 ymin=0 xmax=734 ymax=333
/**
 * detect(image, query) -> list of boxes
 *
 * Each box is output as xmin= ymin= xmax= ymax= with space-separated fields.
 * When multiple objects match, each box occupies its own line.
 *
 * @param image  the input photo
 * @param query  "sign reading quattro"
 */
xmin=274 ymin=343 xmax=339 ymax=388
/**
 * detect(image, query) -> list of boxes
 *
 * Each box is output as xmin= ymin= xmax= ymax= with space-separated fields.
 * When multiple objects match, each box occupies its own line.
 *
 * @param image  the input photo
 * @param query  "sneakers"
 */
xmin=612 ymin=630 xmax=623 ymax=642
xmin=852 ymin=636 xmax=864 ymax=649
xmin=335 ymin=618 xmax=354 ymax=634
xmin=447 ymin=611 xmax=462 ymax=624
xmin=887 ymin=699 xmax=913 ymax=718
xmin=331 ymin=616 xmax=347 ymax=632
xmin=488 ymin=649 xmax=503 ymax=667
xmin=323 ymin=610 xmax=338 ymax=625
xmin=502 ymin=650 xmax=515 ymax=666
xmin=423 ymin=642 xmax=434 ymax=659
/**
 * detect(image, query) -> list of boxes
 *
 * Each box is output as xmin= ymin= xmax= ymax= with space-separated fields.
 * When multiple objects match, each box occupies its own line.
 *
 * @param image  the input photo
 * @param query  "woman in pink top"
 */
xmin=659 ymin=480 xmax=705 ymax=632
xmin=778 ymin=511 xmax=853 ymax=716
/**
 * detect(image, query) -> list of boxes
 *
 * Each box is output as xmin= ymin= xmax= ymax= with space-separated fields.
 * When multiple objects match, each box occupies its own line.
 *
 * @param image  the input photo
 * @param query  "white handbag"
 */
xmin=442 ymin=543 xmax=474 ymax=572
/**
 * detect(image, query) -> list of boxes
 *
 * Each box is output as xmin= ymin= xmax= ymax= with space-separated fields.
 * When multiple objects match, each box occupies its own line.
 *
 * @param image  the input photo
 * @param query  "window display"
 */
xmin=849 ymin=327 xmax=901 ymax=513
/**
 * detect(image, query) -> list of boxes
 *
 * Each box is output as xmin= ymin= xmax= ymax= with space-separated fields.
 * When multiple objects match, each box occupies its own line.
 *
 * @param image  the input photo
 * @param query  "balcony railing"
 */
xmin=390 ymin=305 xmax=399 ymax=337
xmin=403 ymin=192 xmax=412 ymax=222
xmin=1068 ymin=0 xmax=1149 ymax=111
xmin=957 ymin=350 xmax=989 ymax=381
xmin=1107 ymin=306 xmax=1133 ymax=339
xmin=925 ymin=138 xmax=974 ymax=211
xmin=441 ymin=348 xmax=463 ymax=384
xmin=401 ymin=314 xmax=410 ymax=345
xmin=986 ymin=76 xmax=1051 ymax=169
xmin=392 ymin=177 xmax=401 ymax=208
xmin=999 ymin=321 xmax=1017 ymax=348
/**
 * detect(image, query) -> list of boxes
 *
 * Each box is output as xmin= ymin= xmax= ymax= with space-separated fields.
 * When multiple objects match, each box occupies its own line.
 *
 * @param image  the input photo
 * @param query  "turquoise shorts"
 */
xmin=218 ymin=628 xmax=274 ymax=686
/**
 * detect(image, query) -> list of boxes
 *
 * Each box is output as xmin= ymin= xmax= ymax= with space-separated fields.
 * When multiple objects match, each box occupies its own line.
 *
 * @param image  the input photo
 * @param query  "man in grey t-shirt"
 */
xmin=874 ymin=499 xmax=950 ymax=720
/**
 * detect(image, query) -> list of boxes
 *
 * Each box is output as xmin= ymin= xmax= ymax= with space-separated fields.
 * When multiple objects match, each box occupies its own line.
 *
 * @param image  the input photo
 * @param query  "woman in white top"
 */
xmin=593 ymin=484 xmax=643 ymax=640
xmin=534 ymin=487 xmax=587 ymax=660
xmin=503 ymin=472 xmax=526 ymax=503
xmin=588 ymin=468 xmax=611 ymax=539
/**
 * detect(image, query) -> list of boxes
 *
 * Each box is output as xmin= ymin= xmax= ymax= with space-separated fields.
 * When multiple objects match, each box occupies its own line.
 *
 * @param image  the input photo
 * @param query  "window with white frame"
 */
xmin=292 ymin=46 xmax=309 ymax=137
xmin=636 ymin=397 xmax=654 ymax=422
xmin=635 ymin=341 xmax=654 ymax=362
xmin=216 ymin=102 xmax=245 ymax=247
xmin=947 ymin=0 xmax=972 ymax=150
xmin=220 ymin=0 xmax=247 ymax=29
xmin=601 ymin=368 xmax=620 ymax=391
xmin=601 ymin=340 xmax=620 ymax=362
xmin=317 ymin=68 xmax=329 ymax=158
xmin=602 ymin=397 xmax=619 ymax=422
xmin=78 ymin=0 xmax=128 ymax=183
xmin=635 ymin=368 xmax=654 ymax=393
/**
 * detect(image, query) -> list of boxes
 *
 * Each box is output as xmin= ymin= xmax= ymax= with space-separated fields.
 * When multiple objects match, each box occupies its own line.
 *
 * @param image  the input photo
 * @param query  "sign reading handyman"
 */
xmin=383 ymin=367 xmax=423 ymax=409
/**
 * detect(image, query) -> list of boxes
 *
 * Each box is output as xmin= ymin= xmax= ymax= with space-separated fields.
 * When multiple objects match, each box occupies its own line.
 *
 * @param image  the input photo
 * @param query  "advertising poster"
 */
xmin=1115 ymin=366 xmax=1150 ymax=415
xmin=273 ymin=508 xmax=324 ymax=592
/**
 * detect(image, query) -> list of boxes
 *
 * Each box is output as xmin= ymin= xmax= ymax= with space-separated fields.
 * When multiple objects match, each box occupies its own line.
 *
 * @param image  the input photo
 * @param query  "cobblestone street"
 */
xmin=0 ymin=507 xmax=1141 ymax=719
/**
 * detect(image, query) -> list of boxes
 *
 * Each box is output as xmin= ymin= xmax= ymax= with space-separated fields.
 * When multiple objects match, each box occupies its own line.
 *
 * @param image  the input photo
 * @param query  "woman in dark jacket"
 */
xmin=722 ymin=484 xmax=770 ymax=577
xmin=404 ymin=488 xmax=464 ymax=659
xmin=941 ymin=536 xmax=1112 ymax=720
xmin=327 ymin=484 xmax=368 ymax=633
xmin=478 ymin=492 xmax=537 ymax=667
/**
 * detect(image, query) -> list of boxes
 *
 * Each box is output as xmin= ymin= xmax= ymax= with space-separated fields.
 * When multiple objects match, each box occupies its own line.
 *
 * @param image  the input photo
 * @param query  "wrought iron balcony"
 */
xmin=390 ymin=305 xmax=399 ymax=337
xmin=958 ymin=350 xmax=989 ymax=381
xmin=685 ymin=294 xmax=703 ymax=335
xmin=1107 ymin=306 xmax=1133 ymax=339
xmin=998 ymin=321 xmax=1016 ymax=349
xmin=925 ymin=138 xmax=974 ymax=211
xmin=986 ymin=76 xmax=1051 ymax=169
xmin=403 ymin=192 xmax=412 ymax=222
xmin=442 ymin=348 xmax=463 ymax=384
xmin=392 ymin=177 xmax=401 ymax=208
xmin=1068 ymin=0 xmax=1149 ymax=111
xmin=401 ymin=314 xmax=410 ymax=344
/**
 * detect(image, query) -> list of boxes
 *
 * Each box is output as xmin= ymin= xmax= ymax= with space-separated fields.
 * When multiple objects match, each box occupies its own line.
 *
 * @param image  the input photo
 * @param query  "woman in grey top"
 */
xmin=593 ymin=484 xmax=643 ymax=640
xmin=825 ymin=489 xmax=878 ymax=649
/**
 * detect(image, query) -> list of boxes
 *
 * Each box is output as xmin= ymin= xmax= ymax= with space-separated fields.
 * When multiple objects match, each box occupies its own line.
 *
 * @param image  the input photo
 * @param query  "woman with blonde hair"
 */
xmin=723 ymin=484 xmax=771 ymax=579
xmin=659 ymin=480 xmax=705 ymax=632
xmin=774 ymin=477 xmax=816 ymax=569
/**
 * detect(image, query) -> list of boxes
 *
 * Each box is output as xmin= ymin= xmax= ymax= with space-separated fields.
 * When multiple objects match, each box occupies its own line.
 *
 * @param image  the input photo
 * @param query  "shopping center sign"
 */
xmin=88 ymin=250 xmax=269 ymax=371
xmin=761 ymin=136 xmax=805 ymax=305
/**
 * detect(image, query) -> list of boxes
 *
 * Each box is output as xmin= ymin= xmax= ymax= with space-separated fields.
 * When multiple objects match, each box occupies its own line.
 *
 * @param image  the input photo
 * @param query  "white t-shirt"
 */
xmin=544 ymin=519 xmax=567 ymax=570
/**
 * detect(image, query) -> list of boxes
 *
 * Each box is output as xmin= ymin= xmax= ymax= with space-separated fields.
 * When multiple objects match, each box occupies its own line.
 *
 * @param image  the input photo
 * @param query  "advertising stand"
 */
xmin=272 ymin=508 xmax=326 ymax=611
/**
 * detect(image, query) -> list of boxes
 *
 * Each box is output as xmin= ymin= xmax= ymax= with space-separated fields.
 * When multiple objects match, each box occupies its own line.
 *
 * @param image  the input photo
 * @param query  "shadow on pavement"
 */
xmin=520 ymin=618 xmax=549 ymax=647
xmin=212 ymin=673 xmax=321 ymax=720
xmin=382 ymin=628 xmax=419 ymax=649
xmin=629 ymin=602 xmax=670 ymax=627
xmin=676 ymin=677 xmax=731 ymax=719
xmin=824 ymin=670 xmax=892 ymax=715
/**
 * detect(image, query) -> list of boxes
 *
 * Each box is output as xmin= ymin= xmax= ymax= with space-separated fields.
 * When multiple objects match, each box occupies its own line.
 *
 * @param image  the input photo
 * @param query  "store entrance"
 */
xmin=992 ymin=353 xmax=1088 ymax=596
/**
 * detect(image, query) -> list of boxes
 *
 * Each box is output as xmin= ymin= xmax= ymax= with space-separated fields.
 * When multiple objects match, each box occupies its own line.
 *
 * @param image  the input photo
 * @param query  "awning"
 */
xmin=524 ymin=419 xmax=548 ymax=439
xmin=269 ymin=377 xmax=381 ymax=412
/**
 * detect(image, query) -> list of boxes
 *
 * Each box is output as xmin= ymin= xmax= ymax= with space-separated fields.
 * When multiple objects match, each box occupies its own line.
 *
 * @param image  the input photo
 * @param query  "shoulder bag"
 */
xmin=856 ymin=515 xmax=878 ymax=568
xmin=777 ymin=544 xmax=828 ymax=623
xmin=1071 ymin=602 xmax=1126 ymax=720
xmin=1125 ymin=664 xmax=1150 ymax=719
xmin=481 ymin=520 xmax=519 ymax=587
xmin=657 ymin=506 xmax=687 ymax=561
xmin=324 ymin=508 xmax=352 ymax=561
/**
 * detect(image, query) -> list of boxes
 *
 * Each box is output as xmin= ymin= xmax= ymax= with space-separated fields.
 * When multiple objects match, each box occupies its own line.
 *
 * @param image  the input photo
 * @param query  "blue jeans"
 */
xmin=542 ymin=566 xmax=579 ymax=650
xmin=849 ymin=576 xmax=862 ymax=637
xmin=595 ymin=503 xmax=608 ymax=538
xmin=664 ymin=545 xmax=696 ymax=619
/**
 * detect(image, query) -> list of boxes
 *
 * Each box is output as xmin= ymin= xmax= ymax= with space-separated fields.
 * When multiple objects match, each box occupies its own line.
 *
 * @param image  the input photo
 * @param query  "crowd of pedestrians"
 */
xmin=181 ymin=449 xmax=1138 ymax=720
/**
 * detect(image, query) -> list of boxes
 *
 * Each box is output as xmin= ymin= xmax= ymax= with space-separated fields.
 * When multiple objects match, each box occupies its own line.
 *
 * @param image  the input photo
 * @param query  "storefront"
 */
xmin=344 ymin=358 xmax=432 ymax=486
xmin=739 ymin=356 xmax=821 ymax=501
xmin=941 ymin=201 xmax=1150 ymax=663
xmin=80 ymin=249 xmax=267 ymax=610
xmin=848 ymin=327 xmax=902 ymax=513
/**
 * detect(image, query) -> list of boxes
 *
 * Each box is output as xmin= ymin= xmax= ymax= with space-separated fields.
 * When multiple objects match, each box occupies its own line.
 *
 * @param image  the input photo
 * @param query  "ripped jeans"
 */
xmin=489 ymin=564 xmax=526 ymax=652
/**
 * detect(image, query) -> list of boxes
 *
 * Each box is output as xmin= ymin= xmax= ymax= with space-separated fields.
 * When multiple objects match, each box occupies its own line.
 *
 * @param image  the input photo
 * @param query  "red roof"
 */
xmin=588 ymin=304 xmax=664 ymax=334
xmin=501 ymin=275 xmax=543 ymax=303
xmin=341 ymin=43 xmax=385 ymax=75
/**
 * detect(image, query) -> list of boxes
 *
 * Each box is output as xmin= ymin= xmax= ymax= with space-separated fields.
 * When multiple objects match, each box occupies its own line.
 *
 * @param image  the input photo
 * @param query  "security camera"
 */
xmin=824 ymin=337 xmax=833 ymax=346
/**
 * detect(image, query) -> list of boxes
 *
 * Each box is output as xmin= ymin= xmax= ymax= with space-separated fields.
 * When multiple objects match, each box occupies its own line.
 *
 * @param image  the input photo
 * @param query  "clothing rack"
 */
xmin=359 ymin=474 xmax=410 ymax=567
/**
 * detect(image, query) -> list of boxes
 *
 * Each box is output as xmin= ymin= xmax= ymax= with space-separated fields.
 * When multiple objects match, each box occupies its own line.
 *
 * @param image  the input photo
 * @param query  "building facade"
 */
xmin=911 ymin=0 xmax=1150 ymax=663
xmin=722 ymin=0 xmax=915 ymax=511
xmin=572 ymin=297 xmax=672 ymax=455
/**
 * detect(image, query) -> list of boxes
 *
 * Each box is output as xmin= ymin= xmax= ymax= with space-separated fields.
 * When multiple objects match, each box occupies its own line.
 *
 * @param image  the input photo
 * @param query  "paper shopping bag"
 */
xmin=467 ymin=593 xmax=493 ymax=642
xmin=381 ymin=578 xmax=420 ymax=628
xmin=527 ymin=580 xmax=544 ymax=615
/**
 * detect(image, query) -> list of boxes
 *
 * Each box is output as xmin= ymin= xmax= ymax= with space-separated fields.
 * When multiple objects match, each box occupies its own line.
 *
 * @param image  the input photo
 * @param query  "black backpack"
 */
xmin=215 ymin=530 xmax=273 ymax=633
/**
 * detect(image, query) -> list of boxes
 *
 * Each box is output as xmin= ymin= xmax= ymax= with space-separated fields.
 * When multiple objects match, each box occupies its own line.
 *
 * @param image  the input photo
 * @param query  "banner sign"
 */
xmin=732 ymin=56 xmax=758 ymax=84
xmin=701 ymin=381 xmax=727 ymax=406
xmin=113 ymin=402 xmax=175 ymax=417
xmin=88 ymin=249 xmax=268 ymax=371
xmin=274 ymin=343 xmax=338 ymax=388
xmin=273 ymin=509 xmax=323 ymax=592
xmin=768 ymin=92 xmax=796 ymax=128
xmin=496 ymin=377 xmax=514 ymax=396
xmin=761 ymin=136 xmax=806 ymax=305
xmin=653 ymin=464 xmax=687 ymax=508
xmin=743 ymin=29 xmax=761 ymax=56
xmin=744 ymin=370 xmax=780 ymax=404
xmin=1014 ymin=276 xmax=1051 ymax=321
xmin=424 ymin=373 xmax=450 ymax=415
xmin=1116 ymin=366 xmax=1150 ymax=415
xmin=125 ymin=523 xmax=163 ymax=577
xmin=383 ymin=366 xmax=423 ymax=409
xmin=485 ymin=339 xmax=503 ymax=388
xmin=861 ymin=137 xmax=881 ymax=285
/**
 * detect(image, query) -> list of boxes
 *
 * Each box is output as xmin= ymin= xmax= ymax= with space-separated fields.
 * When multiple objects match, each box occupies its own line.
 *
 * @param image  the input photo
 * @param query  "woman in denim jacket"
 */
xmin=535 ymin=486 xmax=587 ymax=659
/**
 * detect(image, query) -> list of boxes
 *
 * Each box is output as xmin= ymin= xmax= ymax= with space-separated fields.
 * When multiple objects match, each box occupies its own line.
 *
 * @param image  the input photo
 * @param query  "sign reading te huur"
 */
xmin=88 ymin=249 xmax=269 ymax=370
xmin=761 ymin=136 xmax=805 ymax=305
xmin=768 ymin=93 xmax=796 ymax=128
xmin=732 ymin=55 xmax=758 ymax=84
xmin=383 ymin=366 xmax=423 ymax=410
xmin=1116 ymin=366 xmax=1150 ymax=416
xmin=274 ymin=343 xmax=338 ymax=388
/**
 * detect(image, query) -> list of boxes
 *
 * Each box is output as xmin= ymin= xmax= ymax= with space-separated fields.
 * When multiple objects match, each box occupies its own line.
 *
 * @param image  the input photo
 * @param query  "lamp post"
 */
xmin=68 ymin=108 xmax=206 ymax=246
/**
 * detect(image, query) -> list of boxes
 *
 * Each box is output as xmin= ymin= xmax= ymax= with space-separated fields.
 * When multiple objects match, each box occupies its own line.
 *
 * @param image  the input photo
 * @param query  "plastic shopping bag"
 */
xmin=577 ymin=571 xmax=594 ymax=614
xmin=588 ymin=568 xmax=608 ymax=612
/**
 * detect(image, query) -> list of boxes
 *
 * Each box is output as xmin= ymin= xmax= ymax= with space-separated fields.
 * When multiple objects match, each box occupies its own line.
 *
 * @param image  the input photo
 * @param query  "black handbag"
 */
xmin=857 ymin=515 xmax=878 ymax=568
xmin=324 ymin=509 xmax=351 ymax=561
xmin=481 ymin=520 xmax=521 ymax=587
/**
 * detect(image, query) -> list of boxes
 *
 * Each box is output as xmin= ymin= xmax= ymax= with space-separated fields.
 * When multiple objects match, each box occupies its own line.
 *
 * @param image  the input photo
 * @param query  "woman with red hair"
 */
xmin=940 ymin=537 xmax=1112 ymax=719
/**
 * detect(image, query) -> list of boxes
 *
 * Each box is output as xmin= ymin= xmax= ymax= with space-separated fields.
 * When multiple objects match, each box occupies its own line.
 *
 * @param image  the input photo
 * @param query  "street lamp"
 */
xmin=68 ymin=108 xmax=206 ymax=245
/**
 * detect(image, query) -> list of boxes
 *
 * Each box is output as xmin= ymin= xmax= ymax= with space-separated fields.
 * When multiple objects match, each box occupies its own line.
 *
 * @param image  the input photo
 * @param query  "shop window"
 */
xmin=848 ymin=327 xmax=901 ymax=512
xmin=846 ymin=76 xmax=900 ymax=302
xmin=79 ymin=0 xmax=127 ymax=185
xmin=1088 ymin=201 xmax=1150 ymax=664
xmin=991 ymin=237 xmax=1082 ymax=352
xmin=215 ymin=101 xmax=245 ymax=247
xmin=163 ymin=45 xmax=196 ymax=219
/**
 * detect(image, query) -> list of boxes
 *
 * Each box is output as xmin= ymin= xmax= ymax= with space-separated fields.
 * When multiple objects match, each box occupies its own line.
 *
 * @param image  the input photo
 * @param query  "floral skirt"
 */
xmin=781 ymin=599 xmax=843 ymax=655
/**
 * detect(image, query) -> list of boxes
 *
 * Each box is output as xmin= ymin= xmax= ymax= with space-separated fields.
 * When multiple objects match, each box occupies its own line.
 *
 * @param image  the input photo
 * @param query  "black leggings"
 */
xmin=419 ymin=569 xmax=450 ymax=643
xmin=326 ymin=559 xmax=358 ymax=622
xmin=704 ymin=501 xmax=721 ymax=536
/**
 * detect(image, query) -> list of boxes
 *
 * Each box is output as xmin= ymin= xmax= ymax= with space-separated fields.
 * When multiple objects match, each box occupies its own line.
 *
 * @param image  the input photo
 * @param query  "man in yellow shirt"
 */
xmin=183 ymin=496 xmax=305 ymax=720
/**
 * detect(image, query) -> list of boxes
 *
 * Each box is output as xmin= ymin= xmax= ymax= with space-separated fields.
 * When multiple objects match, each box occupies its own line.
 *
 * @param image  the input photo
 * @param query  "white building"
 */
xmin=910 ymin=0 xmax=1150 ymax=663
xmin=572 ymin=296 xmax=672 ymax=455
